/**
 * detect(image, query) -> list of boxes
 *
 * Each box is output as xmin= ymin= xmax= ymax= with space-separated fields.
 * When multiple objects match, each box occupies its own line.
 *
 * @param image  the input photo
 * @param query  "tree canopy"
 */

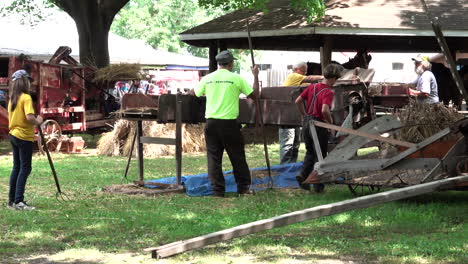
xmin=111 ymin=0 xmax=225 ymax=58
xmin=1 ymin=0 xmax=325 ymax=67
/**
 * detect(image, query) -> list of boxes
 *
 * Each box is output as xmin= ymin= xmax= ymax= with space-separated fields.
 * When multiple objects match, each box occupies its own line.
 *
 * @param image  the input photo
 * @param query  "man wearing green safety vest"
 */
xmin=190 ymin=50 xmax=259 ymax=197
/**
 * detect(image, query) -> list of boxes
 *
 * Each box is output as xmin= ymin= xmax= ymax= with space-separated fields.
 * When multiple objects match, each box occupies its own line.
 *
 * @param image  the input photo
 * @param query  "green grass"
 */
xmin=0 ymin=140 xmax=467 ymax=264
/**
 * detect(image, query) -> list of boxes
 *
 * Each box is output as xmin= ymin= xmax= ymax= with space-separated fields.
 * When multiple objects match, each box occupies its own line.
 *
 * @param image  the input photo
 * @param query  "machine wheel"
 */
xmin=37 ymin=119 xmax=62 ymax=154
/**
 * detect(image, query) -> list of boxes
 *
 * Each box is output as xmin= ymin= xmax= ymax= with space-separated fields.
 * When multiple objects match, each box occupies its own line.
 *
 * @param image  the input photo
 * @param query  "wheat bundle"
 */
xmin=98 ymin=120 xmax=206 ymax=157
xmin=396 ymin=100 xmax=463 ymax=143
xmin=97 ymin=119 xmax=132 ymax=155
xmin=93 ymin=63 xmax=142 ymax=82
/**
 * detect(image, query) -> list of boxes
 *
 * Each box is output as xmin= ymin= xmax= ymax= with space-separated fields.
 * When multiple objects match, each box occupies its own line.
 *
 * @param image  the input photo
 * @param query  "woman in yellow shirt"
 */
xmin=8 ymin=70 xmax=42 ymax=210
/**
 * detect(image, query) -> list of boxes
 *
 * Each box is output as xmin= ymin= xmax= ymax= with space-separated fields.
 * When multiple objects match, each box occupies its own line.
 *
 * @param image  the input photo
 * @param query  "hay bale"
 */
xmin=93 ymin=63 xmax=142 ymax=82
xmin=98 ymin=119 xmax=206 ymax=157
xmin=396 ymin=100 xmax=463 ymax=143
xmin=143 ymin=123 xmax=206 ymax=157
xmin=96 ymin=132 xmax=115 ymax=156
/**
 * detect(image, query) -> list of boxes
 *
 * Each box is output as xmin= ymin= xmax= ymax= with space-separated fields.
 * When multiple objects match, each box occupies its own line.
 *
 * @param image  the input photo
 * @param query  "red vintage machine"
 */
xmin=0 ymin=47 xmax=112 ymax=151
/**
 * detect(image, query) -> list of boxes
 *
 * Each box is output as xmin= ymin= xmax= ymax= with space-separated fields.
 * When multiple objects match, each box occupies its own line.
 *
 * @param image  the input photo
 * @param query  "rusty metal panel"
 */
xmin=238 ymin=99 xmax=301 ymax=126
xmin=121 ymin=93 xmax=303 ymax=126
xmin=157 ymin=94 xmax=205 ymax=124
xmin=260 ymin=86 xmax=302 ymax=102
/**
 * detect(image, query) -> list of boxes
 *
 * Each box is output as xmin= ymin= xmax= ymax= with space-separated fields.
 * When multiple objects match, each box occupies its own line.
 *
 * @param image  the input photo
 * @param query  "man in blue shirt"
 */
xmin=409 ymin=55 xmax=439 ymax=104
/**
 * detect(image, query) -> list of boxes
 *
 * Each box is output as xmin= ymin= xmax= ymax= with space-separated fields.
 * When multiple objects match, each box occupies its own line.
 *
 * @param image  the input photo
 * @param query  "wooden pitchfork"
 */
xmin=37 ymin=124 xmax=70 ymax=201
xmin=246 ymin=19 xmax=273 ymax=189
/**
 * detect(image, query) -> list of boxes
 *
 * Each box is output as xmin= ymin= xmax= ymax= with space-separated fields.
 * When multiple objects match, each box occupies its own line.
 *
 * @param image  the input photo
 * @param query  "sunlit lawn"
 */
xmin=0 ymin=139 xmax=467 ymax=264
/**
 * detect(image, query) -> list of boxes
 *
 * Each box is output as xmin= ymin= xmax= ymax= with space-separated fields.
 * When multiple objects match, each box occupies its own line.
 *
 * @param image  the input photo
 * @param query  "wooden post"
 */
xmin=144 ymin=176 xmax=468 ymax=258
xmin=320 ymin=36 xmax=333 ymax=73
xmin=175 ymin=95 xmax=182 ymax=186
xmin=137 ymin=120 xmax=144 ymax=181
xmin=218 ymin=40 xmax=227 ymax=52
xmin=209 ymin=43 xmax=217 ymax=73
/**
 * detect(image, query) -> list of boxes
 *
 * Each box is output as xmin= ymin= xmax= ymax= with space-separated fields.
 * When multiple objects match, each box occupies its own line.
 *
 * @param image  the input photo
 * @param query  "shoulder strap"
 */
xmin=306 ymin=84 xmax=330 ymax=116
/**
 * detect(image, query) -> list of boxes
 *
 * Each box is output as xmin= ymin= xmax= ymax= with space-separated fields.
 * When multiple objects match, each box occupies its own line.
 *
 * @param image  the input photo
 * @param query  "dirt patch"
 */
xmin=103 ymin=184 xmax=183 ymax=196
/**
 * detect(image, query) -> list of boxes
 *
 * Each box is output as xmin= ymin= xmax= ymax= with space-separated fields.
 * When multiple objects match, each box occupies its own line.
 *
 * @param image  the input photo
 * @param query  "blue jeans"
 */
xmin=9 ymin=134 xmax=33 ymax=204
xmin=279 ymin=127 xmax=301 ymax=165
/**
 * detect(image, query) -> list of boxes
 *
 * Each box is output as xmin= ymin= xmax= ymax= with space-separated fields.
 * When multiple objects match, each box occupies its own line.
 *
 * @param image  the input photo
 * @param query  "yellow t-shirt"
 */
xmin=8 ymin=93 xmax=35 ymax=141
xmin=282 ymin=72 xmax=306 ymax=86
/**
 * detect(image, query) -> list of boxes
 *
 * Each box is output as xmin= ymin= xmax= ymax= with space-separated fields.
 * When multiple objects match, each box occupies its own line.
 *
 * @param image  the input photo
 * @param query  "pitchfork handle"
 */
xmin=37 ymin=125 xmax=63 ymax=194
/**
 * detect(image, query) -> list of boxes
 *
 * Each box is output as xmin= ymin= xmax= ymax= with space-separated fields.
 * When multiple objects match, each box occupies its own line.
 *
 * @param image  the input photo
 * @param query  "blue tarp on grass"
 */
xmin=146 ymin=162 xmax=304 ymax=196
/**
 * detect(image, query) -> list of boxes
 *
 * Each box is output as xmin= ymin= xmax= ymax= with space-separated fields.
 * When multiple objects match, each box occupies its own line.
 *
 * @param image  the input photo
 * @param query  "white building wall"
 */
xmin=241 ymin=51 xmax=437 ymax=87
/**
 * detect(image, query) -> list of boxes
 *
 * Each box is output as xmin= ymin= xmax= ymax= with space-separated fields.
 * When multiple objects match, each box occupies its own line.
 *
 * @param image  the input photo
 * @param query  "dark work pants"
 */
xmin=9 ymin=134 xmax=33 ymax=204
xmin=205 ymin=119 xmax=251 ymax=195
xmin=299 ymin=115 xmax=329 ymax=178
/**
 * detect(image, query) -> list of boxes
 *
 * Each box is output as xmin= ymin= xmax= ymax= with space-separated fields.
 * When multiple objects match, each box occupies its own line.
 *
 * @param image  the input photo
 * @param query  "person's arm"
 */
xmin=295 ymin=95 xmax=306 ymax=116
xmin=321 ymin=104 xmax=333 ymax=124
xmin=247 ymin=65 xmax=260 ymax=100
xmin=192 ymin=77 xmax=206 ymax=97
xmin=301 ymin=75 xmax=323 ymax=84
xmin=26 ymin=114 xmax=43 ymax=126
xmin=408 ymin=88 xmax=429 ymax=97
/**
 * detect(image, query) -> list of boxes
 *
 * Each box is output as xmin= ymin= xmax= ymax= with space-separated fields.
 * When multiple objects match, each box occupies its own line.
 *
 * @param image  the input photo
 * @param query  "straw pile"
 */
xmin=396 ymin=100 xmax=463 ymax=143
xmin=97 ymin=119 xmax=206 ymax=157
xmin=93 ymin=63 xmax=142 ymax=82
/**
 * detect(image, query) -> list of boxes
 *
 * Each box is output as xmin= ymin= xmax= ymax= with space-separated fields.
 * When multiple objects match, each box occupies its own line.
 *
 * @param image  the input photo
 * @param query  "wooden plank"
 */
xmin=140 ymin=137 xmax=176 ymax=145
xmin=325 ymin=115 xmax=402 ymax=162
xmin=313 ymin=121 xmax=415 ymax=148
xmin=144 ymin=176 xmax=468 ymax=258
xmin=309 ymin=121 xmax=324 ymax=161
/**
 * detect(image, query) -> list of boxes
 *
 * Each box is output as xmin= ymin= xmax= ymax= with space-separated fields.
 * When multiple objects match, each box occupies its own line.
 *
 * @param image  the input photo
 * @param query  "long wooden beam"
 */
xmin=313 ymin=121 xmax=415 ymax=148
xmin=144 ymin=176 xmax=468 ymax=258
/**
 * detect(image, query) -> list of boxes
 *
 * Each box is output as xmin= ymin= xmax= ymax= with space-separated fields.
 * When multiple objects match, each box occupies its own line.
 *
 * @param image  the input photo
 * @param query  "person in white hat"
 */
xmin=409 ymin=55 xmax=439 ymax=103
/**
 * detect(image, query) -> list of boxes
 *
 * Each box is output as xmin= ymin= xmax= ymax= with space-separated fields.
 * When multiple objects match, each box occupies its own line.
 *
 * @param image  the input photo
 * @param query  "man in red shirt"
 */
xmin=294 ymin=64 xmax=344 ymax=192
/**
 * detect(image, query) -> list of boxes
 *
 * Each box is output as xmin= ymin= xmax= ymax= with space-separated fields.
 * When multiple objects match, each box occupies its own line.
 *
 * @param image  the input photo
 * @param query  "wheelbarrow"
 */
xmin=304 ymin=116 xmax=468 ymax=195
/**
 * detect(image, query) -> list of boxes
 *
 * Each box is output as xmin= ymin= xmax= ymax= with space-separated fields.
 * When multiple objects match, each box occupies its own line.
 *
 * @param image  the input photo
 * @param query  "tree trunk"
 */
xmin=55 ymin=0 xmax=129 ymax=68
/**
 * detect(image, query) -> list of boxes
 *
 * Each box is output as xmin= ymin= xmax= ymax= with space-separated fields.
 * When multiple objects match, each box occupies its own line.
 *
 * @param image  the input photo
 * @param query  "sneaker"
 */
xmin=296 ymin=175 xmax=311 ymax=191
xmin=14 ymin=202 xmax=35 ymax=211
xmin=238 ymin=189 xmax=255 ymax=197
xmin=7 ymin=201 xmax=15 ymax=209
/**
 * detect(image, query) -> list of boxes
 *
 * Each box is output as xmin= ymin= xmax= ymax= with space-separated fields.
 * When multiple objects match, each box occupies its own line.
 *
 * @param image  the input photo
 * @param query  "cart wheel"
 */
xmin=37 ymin=119 xmax=62 ymax=154
xmin=347 ymin=184 xmax=381 ymax=196
xmin=456 ymin=158 xmax=468 ymax=175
